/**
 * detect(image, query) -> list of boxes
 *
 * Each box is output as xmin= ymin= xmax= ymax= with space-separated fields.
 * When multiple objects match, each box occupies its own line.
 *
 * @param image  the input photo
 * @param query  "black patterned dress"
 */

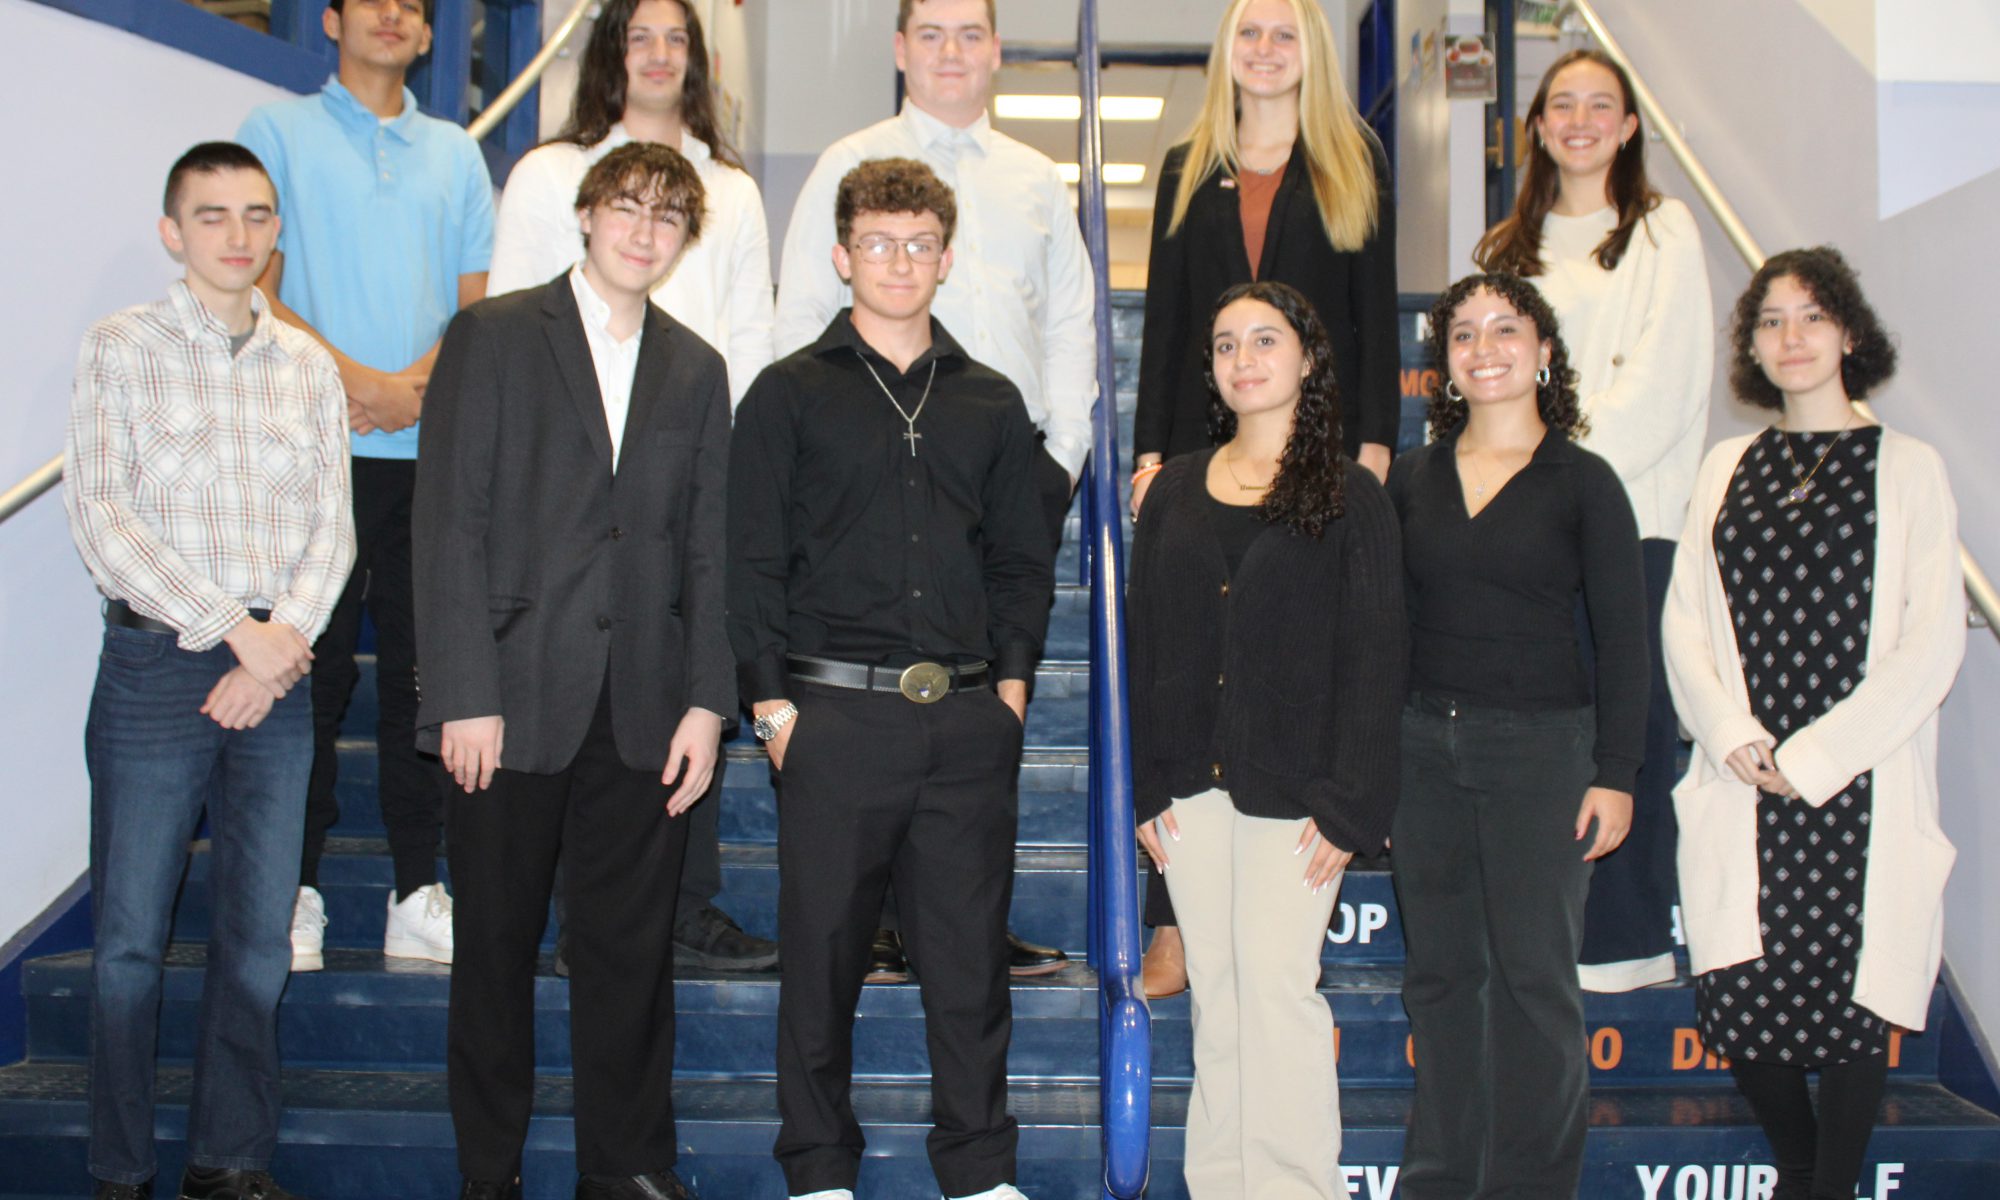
xmin=1695 ymin=426 xmax=1890 ymax=1065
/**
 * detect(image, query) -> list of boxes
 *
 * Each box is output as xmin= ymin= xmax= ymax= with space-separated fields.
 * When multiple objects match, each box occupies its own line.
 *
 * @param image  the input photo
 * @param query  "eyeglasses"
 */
xmin=852 ymin=235 xmax=945 ymax=264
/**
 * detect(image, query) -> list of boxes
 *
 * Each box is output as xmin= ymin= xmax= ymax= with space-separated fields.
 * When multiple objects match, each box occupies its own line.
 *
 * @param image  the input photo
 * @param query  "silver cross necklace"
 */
xmin=858 ymin=354 xmax=937 ymax=457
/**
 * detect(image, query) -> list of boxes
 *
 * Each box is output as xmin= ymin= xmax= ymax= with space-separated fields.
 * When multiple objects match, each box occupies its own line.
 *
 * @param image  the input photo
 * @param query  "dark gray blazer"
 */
xmin=413 ymin=276 xmax=735 ymax=775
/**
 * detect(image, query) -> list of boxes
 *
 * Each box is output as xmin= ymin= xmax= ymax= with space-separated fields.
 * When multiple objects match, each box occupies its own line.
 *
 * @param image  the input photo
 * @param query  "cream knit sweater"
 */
xmin=1536 ymin=199 xmax=1714 ymax=541
xmin=1663 ymin=427 xmax=1965 ymax=1030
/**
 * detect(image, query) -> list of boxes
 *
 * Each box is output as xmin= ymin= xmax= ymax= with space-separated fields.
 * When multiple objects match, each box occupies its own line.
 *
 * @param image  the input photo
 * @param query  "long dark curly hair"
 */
xmin=1728 ymin=246 xmax=1897 ymax=411
xmin=556 ymin=0 xmax=743 ymax=171
xmin=1203 ymin=281 xmax=1346 ymax=537
xmin=1425 ymin=273 xmax=1588 ymax=440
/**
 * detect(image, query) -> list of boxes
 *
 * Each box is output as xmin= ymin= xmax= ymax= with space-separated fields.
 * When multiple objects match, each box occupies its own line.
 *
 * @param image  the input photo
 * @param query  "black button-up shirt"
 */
xmin=727 ymin=312 xmax=1053 ymax=704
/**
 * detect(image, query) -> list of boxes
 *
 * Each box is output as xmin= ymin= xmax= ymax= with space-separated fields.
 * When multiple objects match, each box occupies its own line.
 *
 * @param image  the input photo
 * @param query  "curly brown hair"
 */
xmin=1728 ymin=246 xmax=1897 ymax=410
xmin=574 ymin=141 xmax=706 ymax=245
xmin=1203 ymin=281 xmax=1346 ymax=537
xmin=1425 ymin=273 xmax=1587 ymax=440
xmin=834 ymin=158 xmax=958 ymax=247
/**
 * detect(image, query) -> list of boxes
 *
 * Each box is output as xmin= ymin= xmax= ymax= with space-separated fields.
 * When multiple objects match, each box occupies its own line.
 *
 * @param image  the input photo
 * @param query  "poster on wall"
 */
xmin=1444 ymin=33 xmax=1497 ymax=102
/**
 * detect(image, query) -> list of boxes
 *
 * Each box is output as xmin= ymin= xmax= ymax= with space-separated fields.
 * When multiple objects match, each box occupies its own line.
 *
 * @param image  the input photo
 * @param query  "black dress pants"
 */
xmin=303 ymin=457 xmax=438 ymax=899
xmin=446 ymin=681 xmax=690 ymax=1180
xmin=774 ymin=682 xmax=1023 ymax=1197
xmin=1393 ymin=700 xmax=1598 ymax=1200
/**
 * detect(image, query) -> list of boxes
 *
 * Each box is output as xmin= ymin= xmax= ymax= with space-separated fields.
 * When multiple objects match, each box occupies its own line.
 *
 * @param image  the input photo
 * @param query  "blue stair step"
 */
xmin=20 ymin=946 xmax=1948 ymax=1089
xmin=4 ymin=1062 xmax=1996 ymax=1200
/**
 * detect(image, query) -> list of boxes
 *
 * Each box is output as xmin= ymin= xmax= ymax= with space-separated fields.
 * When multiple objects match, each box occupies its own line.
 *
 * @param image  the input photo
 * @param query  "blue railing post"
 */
xmin=1076 ymin=2 xmax=1151 ymax=1196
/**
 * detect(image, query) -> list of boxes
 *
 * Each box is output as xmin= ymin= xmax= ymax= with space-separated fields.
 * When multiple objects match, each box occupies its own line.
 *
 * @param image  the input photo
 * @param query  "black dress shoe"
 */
xmin=864 ymin=927 xmax=910 ymax=983
xmin=178 ymin=1167 xmax=305 ymax=1200
xmin=94 ymin=1182 xmax=151 ymax=1200
xmin=574 ymin=1170 xmax=696 ymax=1199
xmin=459 ymin=1179 xmax=523 ymax=1200
xmin=1007 ymin=930 xmax=1068 ymax=977
xmin=673 ymin=902 xmax=779 ymax=971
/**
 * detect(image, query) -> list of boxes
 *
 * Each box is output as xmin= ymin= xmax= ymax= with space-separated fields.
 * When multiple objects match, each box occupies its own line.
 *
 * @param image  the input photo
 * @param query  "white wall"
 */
xmin=0 ymin=0 xmax=298 ymax=944
xmin=1583 ymin=0 xmax=2000 ymax=1053
xmin=1392 ymin=0 xmax=1488 ymax=290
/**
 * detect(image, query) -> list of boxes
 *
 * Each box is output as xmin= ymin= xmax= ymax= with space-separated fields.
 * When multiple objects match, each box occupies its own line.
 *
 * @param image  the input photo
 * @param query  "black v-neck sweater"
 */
xmin=1128 ymin=450 xmax=1408 ymax=856
xmin=1385 ymin=428 xmax=1650 ymax=791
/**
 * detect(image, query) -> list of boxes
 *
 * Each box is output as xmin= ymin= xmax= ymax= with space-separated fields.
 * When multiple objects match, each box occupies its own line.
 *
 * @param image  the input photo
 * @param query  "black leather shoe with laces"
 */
xmin=672 ymin=902 xmax=779 ymax=971
xmin=93 ymin=1181 xmax=152 ymax=1200
xmin=458 ymin=1178 xmax=524 ymax=1200
xmin=177 ymin=1167 xmax=306 ymax=1200
xmin=574 ymin=1170 xmax=696 ymax=1199
xmin=1007 ymin=930 xmax=1069 ymax=977
xmin=864 ymin=927 xmax=910 ymax=984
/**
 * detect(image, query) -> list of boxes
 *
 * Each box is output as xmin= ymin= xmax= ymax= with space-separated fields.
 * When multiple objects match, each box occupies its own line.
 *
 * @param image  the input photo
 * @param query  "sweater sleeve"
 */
xmin=1346 ymin=138 xmax=1402 ymax=451
xmin=1578 ymin=453 xmax=1651 ymax=791
xmin=1310 ymin=471 xmax=1407 ymax=856
xmin=1577 ymin=200 xmax=1714 ymax=484
xmin=1774 ymin=438 xmax=1966 ymax=805
xmin=1127 ymin=458 xmax=1175 ymax=823
xmin=1662 ymin=439 xmax=1776 ymax=768
xmin=1134 ymin=145 xmax=1191 ymax=461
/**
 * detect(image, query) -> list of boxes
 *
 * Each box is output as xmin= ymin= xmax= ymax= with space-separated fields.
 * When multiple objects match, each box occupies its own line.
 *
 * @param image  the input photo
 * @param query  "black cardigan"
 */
xmin=1128 ymin=451 xmax=1408 ymax=856
xmin=1134 ymin=138 xmax=1400 ymax=462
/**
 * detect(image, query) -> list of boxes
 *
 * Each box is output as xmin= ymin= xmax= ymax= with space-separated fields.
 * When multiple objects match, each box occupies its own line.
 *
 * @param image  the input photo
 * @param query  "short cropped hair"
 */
xmin=574 ymin=141 xmax=707 ymax=246
xmin=163 ymin=142 xmax=273 ymax=219
xmin=1729 ymin=246 xmax=1897 ymax=411
xmin=835 ymin=158 xmax=958 ymax=247
xmin=898 ymin=0 xmax=995 ymax=33
xmin=328 ymin=0 xmax=434 ymax=22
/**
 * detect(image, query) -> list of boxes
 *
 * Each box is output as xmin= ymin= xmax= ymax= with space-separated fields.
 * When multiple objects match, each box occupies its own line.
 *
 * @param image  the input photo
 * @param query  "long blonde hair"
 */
xmin=1168 ymin=0 xmax=1380 ymax=250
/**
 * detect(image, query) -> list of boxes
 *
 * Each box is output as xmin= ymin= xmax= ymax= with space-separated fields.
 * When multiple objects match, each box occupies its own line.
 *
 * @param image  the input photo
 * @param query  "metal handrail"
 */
xmin=0 ymin=0 xmax=596 ymax=532
xmin=1557 ymin=0 xmax=2000 ymax=636
xmin=1076 ymin=2 xmax=1151 ymax=1197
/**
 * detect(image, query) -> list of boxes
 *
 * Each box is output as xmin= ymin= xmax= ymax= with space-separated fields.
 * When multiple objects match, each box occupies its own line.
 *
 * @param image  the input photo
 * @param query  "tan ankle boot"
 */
xmin=1142 ymin=925 xmax=1187 ymax=999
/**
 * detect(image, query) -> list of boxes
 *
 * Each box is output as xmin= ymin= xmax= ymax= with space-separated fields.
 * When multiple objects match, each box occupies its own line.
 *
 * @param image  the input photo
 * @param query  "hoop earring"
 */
xmin=1444 ymin=380 xmax=1464 ymax=403
xmin=1536 ymin=365 xmax=1552 ymax=386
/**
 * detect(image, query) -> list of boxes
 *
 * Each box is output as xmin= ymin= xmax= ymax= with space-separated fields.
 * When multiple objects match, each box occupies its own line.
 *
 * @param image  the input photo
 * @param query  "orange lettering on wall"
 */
xmin=1332 ymin=1026 xmax=1341 ymax=1063
xmin=1590 ymin=1027 xmax=1624 ymax=1070
xmin=1889 ymin=1030 xmax=1902 ymax=1069
xmin=1406 ymin=1035 xmax=1417 ymax=1068
xmin=1399 ymin=368 xmax=1440 ymax=401
xmin=1673 ymin=1028 xmax=1703 ymax=1070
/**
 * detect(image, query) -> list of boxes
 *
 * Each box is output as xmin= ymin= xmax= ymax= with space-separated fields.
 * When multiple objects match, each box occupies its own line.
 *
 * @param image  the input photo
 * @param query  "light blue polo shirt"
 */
xmin=238 ymin=77 xmax=495 ymax=459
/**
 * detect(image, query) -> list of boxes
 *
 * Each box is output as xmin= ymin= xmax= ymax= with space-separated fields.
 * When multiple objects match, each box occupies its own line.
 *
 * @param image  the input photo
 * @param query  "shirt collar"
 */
xmin=810 ymin=308 xmax=968 ymax=374
xmin=320 ymin=75 xmax=420 ymax=143
xmin=602 ymin=123 xmax=712 ymax=165
xmin=168 ymin=280 xmax=275 ymax=353
xmin=899 ymin=101 xmax=991 ymax=158
xmin=569 ymin=266 xmax=638 ymax=347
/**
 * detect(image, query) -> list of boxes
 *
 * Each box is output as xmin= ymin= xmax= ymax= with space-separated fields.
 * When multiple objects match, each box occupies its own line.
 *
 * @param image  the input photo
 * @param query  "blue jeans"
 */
xmin=85 ymin=626 xmax=310 ymax=1184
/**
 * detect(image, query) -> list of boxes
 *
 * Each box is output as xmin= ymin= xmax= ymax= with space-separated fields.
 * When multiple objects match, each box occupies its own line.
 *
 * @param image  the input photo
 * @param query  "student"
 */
xmin=1665 ymin=248 xmax=1963 ymax=1200
xmin=414 ymin=142 xmax=727 ymax=1200
xmin=773 ymin=0 xmax=1079 ymax=985
xmin=237 ymin=0 xmax=494 ymax=971
xmin=1129 ymin=0 xmax=1400 ymax=999
xmin=731 ymin=157 xmax=1051 ymax=1200
xmin=1388 ymin=273 xmax=1647 ymax=1199
xmin=1474 ymin=48 xmax=1713 ymax=994
xmin=1131 ymin=281 xmax=1405 ymax=1198
xmin=64 ymin=141 xmax=355 ymax=1200
xmin=485 ymin=0 xmax=776 ymax=975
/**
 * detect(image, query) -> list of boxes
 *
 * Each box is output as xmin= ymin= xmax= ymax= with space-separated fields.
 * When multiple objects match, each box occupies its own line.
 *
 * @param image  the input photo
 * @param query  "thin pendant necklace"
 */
xmin=1222 ymin=449 xmax=1271 ymax=492
xmin=858 ymin=353 xmax=937 ymax=457
xmin=1777 ymin=410 xmax=1857 ymax=506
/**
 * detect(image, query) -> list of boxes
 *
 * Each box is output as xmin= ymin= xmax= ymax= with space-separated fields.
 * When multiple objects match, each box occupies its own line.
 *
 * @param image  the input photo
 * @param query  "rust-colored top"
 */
xmin=1237 ymin=162 xmax=1287 ymax=279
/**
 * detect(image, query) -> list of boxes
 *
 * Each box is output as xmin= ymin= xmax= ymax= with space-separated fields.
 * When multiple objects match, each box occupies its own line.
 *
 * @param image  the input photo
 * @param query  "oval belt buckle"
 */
xmin=899 ymin=661 xmax=952 ymax=704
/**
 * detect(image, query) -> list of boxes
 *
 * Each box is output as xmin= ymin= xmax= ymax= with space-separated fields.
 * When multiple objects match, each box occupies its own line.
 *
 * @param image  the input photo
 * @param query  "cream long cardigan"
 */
xmin=1662 ymin=426 xmax=1965 ymax=1031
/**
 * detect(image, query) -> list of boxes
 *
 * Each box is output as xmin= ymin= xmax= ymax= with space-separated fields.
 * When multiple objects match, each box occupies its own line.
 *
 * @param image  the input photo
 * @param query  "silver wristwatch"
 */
xmin=752 ymin=702 xmax=799 ymax=742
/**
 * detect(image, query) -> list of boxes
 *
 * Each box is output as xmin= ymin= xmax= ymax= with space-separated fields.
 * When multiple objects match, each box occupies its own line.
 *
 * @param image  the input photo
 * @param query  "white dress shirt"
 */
xmin=569 ymin=267 xmax=641 ymax=471
xmin=490 ymin=127 xmax=774 ymax=410
xmin=775 ymin=102 xmax=1098 ymax=478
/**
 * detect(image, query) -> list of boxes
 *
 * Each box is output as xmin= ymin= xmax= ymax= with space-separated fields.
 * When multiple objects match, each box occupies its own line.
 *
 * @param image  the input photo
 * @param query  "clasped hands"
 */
xmin=203 ymin=616 xmax=313 ymax=730
xmin=440 ymin=708 xmax=725 ymax=815
xmin=1725 ymin=738 xmax=1800 ymax=800
xmin=347 ymin=361 xmax=429 ymax=435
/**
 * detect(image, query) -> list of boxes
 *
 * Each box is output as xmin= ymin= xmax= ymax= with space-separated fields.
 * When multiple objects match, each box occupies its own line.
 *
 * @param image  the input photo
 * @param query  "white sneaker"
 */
xmin=290 ymin=885 xmax=327 ymax=972
xmin=788 ymin=1192 xmax=855 ymax=1200
xmin=947 ymin=1187 xmax=1029 ymax=1200
xmin=384 ymin=883 xmax=455 ymax=964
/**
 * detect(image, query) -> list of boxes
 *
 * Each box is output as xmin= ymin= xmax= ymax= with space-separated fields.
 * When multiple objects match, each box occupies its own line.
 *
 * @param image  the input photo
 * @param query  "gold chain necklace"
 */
xmin=1777 ymin=411 xmax=1857 ymax=506
xmin=1221 ymin=450 xmax=1271 ymax=492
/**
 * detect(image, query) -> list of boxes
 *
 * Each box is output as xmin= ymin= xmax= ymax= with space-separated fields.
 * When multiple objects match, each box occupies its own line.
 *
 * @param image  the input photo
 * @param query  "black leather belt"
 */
xmin=787 ymin=654 xmax=991 ymax=704
xmin=105 ymin=599 xmax=269 ymax=636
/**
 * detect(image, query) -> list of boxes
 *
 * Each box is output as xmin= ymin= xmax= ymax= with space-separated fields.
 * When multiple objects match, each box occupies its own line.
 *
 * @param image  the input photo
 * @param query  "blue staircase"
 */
xmin=3 ymin=292 xmax=1999 ymax=1197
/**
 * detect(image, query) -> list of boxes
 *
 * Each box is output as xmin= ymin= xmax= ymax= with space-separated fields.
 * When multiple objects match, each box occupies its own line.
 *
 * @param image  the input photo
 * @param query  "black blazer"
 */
xmin=1135 ymin=138 xmax=1400 ymax=461
xmin=412 ymin=277 xmax=735 ymax=775
xmin=1127 ymin=451 xmax=1408 ymax=856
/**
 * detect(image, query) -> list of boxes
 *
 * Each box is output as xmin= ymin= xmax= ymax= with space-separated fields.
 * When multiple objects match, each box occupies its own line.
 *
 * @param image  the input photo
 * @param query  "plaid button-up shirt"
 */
xmin=64 ymin=281 xmax=355 ymax=651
